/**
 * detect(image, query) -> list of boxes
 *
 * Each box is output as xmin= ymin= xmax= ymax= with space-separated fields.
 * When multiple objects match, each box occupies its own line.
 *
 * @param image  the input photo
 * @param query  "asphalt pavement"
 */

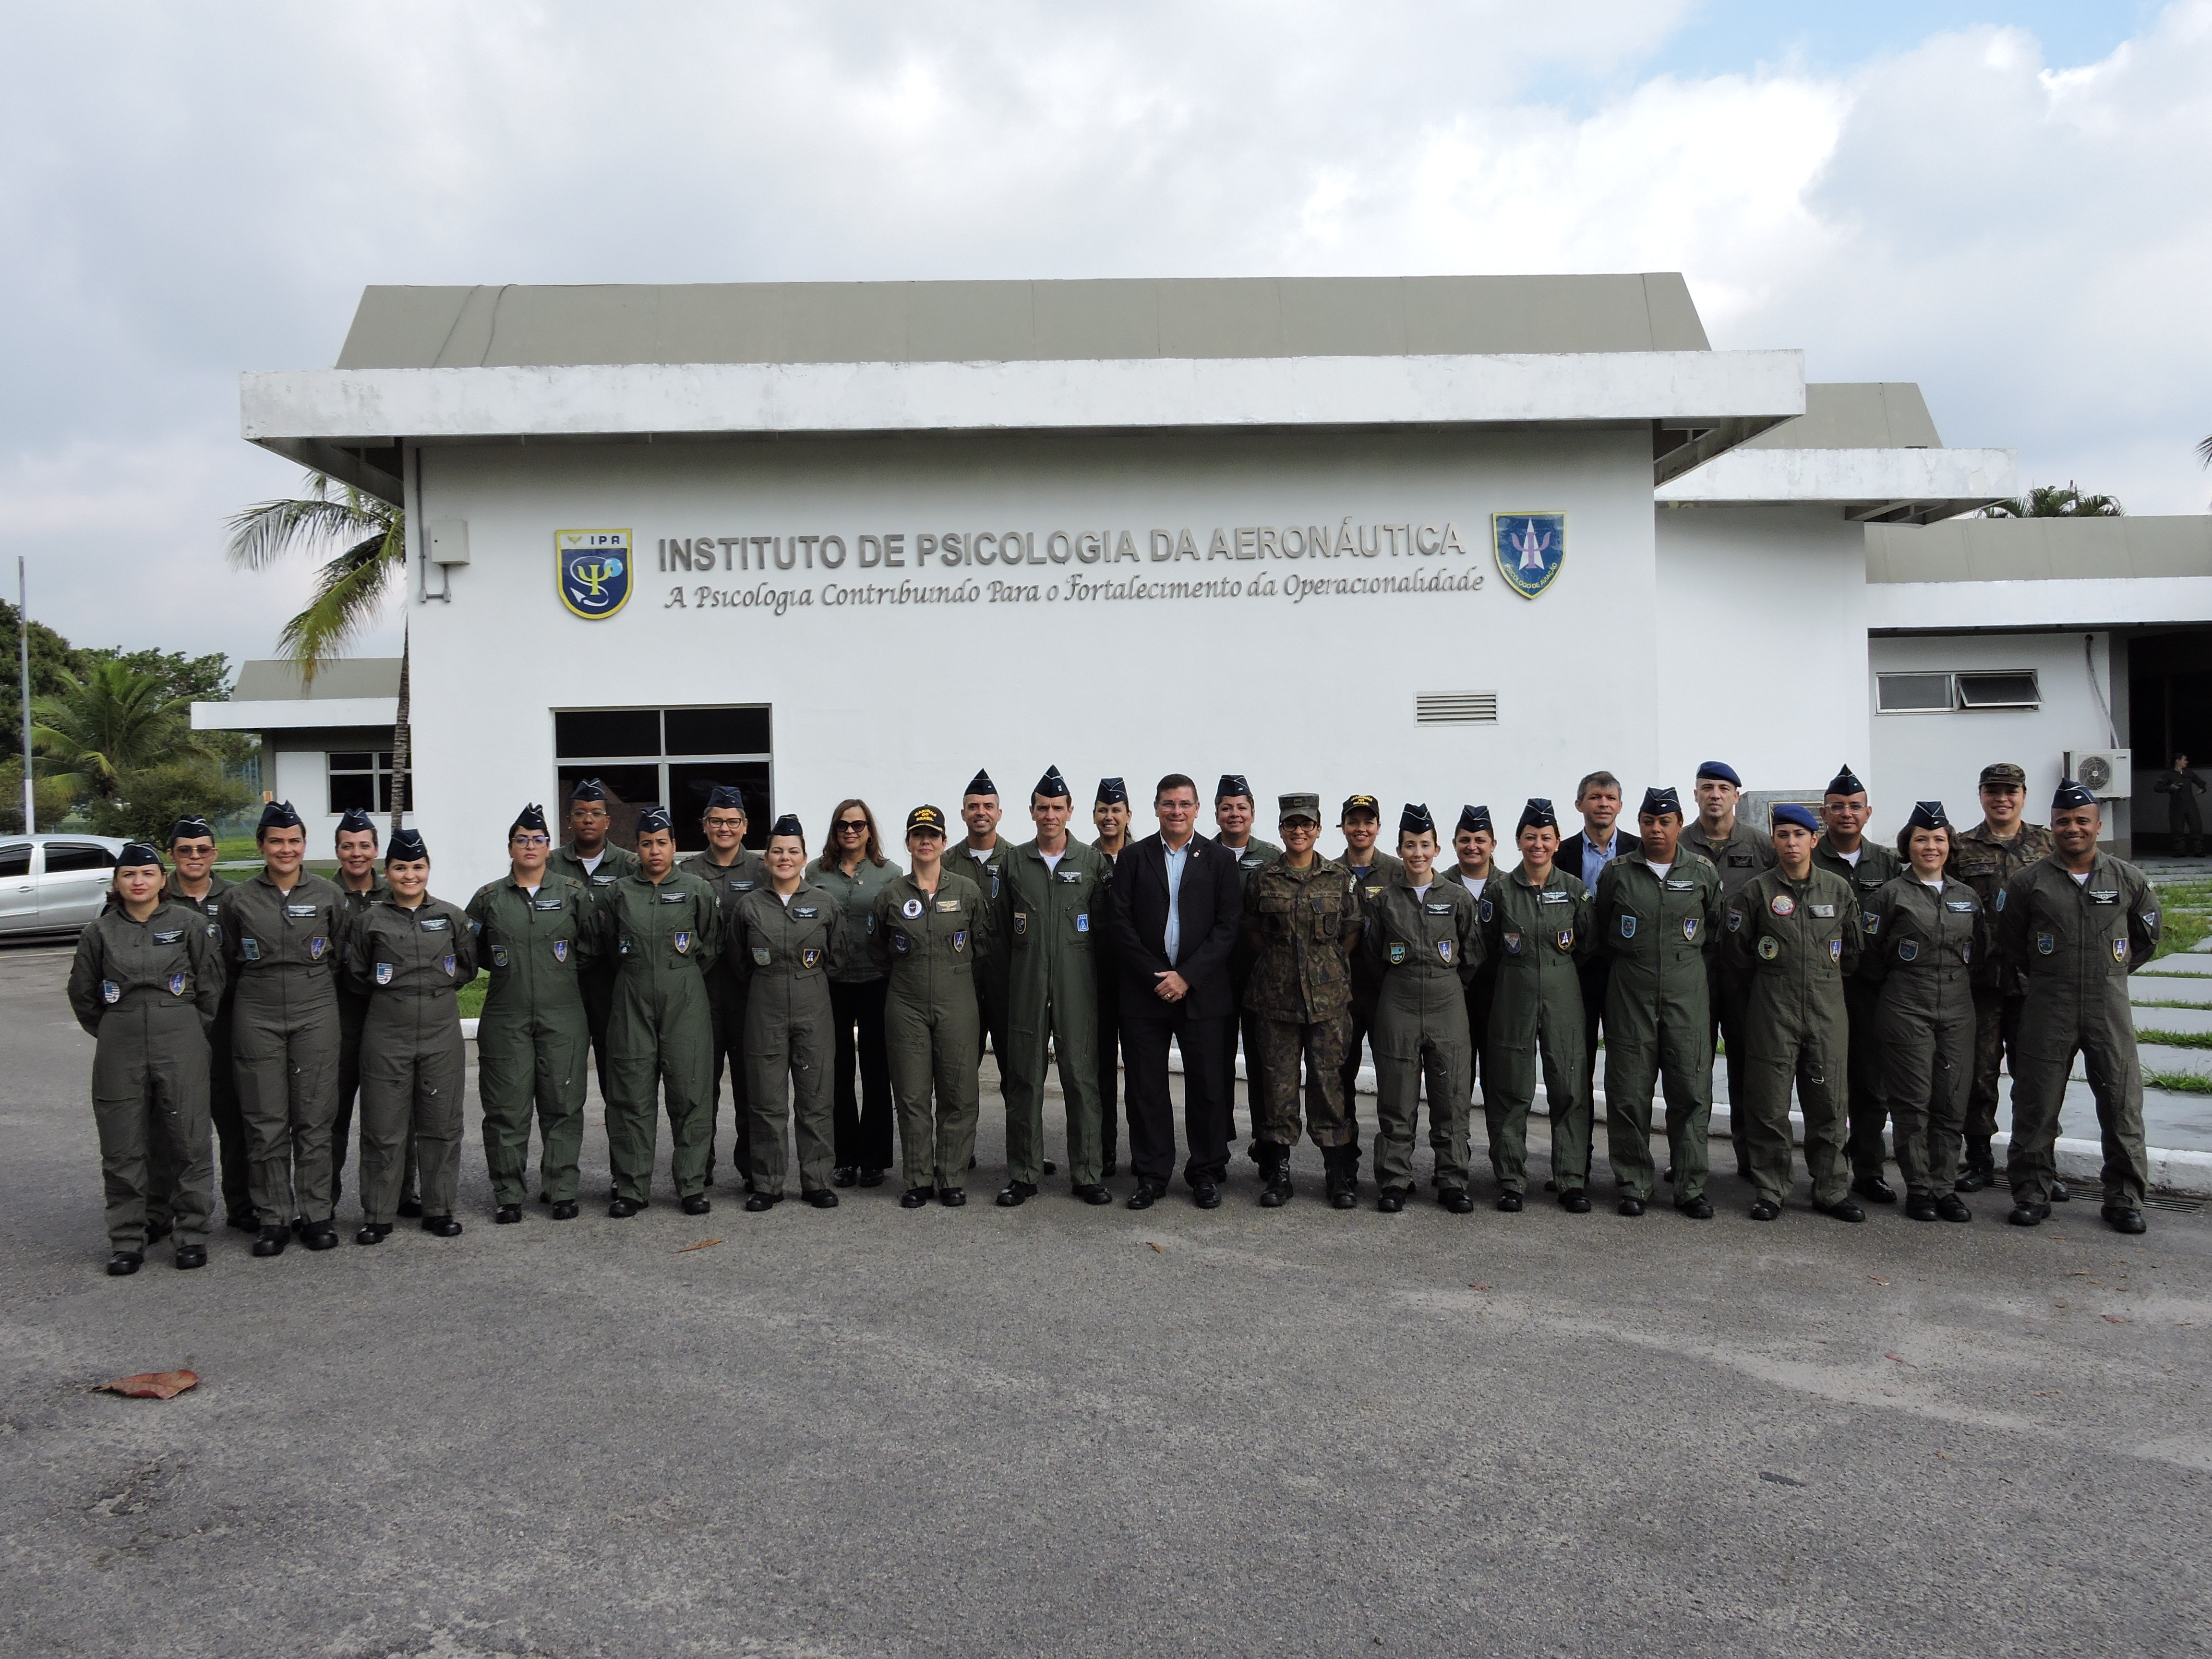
xmin=4 ymin=940 xmax=2210 ymax=1659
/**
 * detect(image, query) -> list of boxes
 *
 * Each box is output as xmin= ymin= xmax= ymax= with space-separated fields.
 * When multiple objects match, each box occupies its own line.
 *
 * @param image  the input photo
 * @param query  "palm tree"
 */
xmin=32 ymin=659 xmax=207 ymax=800
xmin=1982 ymin=481 xmax=2123 ymax=518
xmin=226 ymin=472 xmax=411 ymax=836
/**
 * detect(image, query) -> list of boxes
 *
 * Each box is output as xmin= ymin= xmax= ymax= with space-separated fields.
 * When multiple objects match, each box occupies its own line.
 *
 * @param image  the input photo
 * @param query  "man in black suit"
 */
xmin=1106 ymin=773 xmax=1244 ymax=1210
xmin=1561 ymin=771 xmax=1641 ymax=1158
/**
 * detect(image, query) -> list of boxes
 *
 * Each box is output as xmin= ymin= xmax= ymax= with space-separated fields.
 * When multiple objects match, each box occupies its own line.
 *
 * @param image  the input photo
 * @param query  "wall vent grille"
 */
xmin=1416 ymin=691 xmax=1499 ymax=726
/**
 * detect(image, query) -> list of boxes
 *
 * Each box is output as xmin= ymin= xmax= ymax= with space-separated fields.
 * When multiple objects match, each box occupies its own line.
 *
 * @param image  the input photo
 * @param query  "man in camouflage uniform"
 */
xmin=1946 ymin=761 xmax=2056 ymax=1196
xmin=1812 ymin=764 xmax=1904 ymax=1204
xmin=1241 ymin=793 xmax=1363 ymax=1208
xmin=1334 ymin=793 xmax=1404 ymax=1177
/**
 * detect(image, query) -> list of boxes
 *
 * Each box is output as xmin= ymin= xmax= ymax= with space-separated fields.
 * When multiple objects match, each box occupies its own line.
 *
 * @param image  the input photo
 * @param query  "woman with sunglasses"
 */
xmin=817 ymin=798 xmax=901 ymax=1189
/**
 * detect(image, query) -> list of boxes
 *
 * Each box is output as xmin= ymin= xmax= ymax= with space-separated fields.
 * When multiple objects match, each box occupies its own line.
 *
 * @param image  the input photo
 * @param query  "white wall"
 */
xmin=409 ymin=425 xmax=1660 ymax=899
xmin=1653 ymin=505 xmax=1872 ymax=801
xmin=265 ymin=733 xmax=412 ymax=859
xmin=1867 ymin=630 xmax=2122 ymax=843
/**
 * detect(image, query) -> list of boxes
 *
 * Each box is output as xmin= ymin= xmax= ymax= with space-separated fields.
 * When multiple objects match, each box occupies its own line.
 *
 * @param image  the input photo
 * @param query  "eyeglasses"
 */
xmin=836 ymin=819 xmax=870 ymax=833
xmin=511 ymin=834 xmax=550 ymax=848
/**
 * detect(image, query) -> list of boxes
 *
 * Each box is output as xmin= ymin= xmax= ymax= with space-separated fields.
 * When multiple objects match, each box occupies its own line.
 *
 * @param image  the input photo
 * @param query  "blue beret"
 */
xmin=1695 ymin=761 xmax=1741 ymax=786
xmin=1771 ymin=803 xmax=1819 ymax=833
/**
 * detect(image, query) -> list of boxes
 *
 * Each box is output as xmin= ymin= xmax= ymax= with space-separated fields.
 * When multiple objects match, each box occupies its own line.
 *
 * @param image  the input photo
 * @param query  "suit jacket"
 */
xmin=1562 ymin=828 xmax=1642 ymax=1016
xmin=1561 ymin=828 xmax=1642 ymax=892
xmin=1106 ymin=830 xmax=1243 ymax=1021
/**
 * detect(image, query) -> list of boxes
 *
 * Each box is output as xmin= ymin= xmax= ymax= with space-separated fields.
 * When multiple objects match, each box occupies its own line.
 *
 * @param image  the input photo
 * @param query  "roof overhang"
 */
xmin=1655 ymin=445 xmax=2016 ymax=525
xmin=242 ymin=349 xmax=1803 ymax=504
xmin=192 ymin=697 xmax=397 ymax=733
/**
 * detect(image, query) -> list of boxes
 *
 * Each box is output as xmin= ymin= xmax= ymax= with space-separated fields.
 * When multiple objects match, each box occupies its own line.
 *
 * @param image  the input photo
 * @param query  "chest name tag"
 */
xmin=2088 ymin=890 xmax=2118 ymax=905
xmin=1539 ymin=890 xmax=1570 ymax=905
xmin=1665 ymin=880 xmax=1695 ymax=892
xmin=420 ymin=915 xmax=450 ymax=931
xmin=1945 ymin=900 xmax=1976 ymax=913
xmin=1728 ymin=854 xmax=1753 ymax=868
xmin=730 ymin=879 xmax=757 ymax=892
xmin=1424 ymin=902 xmax=1454 ymax=914
xmin=1057 ymin=869 xmax=1083 ymax=883
xmin=152 ymin=929 xmax=182 ymax=944
xmin=792 ymin=906 xmax=819 ymax=919
xmin=1809 ymin=904 xmax=1836 ymax=919
xmin=591 ymin=875 xmax=614 ymax=887
xmin=532 ymin=898 xmax=564 ymax=911
xmin=659 ymin=890 xmax=687 ymax=904
xmin=935 ymin=899 xmax=961 ymax=913
xmin=285 ymin=903 xmax=318 ymax=919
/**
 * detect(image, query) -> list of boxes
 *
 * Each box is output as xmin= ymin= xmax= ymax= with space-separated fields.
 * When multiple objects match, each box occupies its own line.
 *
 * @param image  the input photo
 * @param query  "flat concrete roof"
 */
xmin=1867 ymin=515 xmax=2212 ymax=583
xmin=335 ymin=275 xmax=1713 ymax=369
xmin=1740 ymin=382 xmax=1942 ymax=451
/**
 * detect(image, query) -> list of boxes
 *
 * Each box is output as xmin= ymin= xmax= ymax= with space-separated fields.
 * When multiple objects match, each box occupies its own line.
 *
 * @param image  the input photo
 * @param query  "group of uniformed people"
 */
xmin=69 ymin=754 xmax=2167 ymax=1276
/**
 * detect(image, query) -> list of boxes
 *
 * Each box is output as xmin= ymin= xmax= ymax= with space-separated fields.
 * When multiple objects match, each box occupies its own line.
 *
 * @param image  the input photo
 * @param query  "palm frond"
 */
xmin=275 ymin=530 xmax=404 ymax=681
xmin=225 ymin=471 xmax=396 ymax=571
xmin=2198 ymin=433 xmax=2212 ymax=468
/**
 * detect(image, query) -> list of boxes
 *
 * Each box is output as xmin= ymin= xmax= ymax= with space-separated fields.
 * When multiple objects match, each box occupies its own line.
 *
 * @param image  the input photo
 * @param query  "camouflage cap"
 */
xmin=1277 ymin=792 xmax=1322 ymax=824
xmin=1978 ymin=762 xmax=2027 ymax=787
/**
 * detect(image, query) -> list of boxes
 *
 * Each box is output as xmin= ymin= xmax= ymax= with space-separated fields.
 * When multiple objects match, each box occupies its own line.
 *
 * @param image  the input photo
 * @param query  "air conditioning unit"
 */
xmin=2065 ymin=749 xmax=2131 ymax=798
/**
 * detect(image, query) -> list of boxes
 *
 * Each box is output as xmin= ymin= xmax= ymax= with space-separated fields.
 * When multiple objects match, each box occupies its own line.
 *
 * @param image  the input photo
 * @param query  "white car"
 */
xmin=0 ymin=834 xmax=132 ymax=937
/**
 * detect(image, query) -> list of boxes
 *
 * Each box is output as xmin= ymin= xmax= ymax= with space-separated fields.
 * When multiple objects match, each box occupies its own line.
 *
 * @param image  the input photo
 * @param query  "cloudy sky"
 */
xmin=2 ymin=0 xmax=2205 ymax=674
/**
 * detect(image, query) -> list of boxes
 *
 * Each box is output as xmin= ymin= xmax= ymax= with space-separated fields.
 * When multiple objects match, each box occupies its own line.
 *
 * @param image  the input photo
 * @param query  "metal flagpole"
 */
xmin=17 ymin=558 xmax=33 ymax=834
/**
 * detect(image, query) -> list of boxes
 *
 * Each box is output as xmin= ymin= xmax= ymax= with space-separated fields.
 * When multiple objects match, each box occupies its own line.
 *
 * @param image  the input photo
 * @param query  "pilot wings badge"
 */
xmin=1492 ymin=512 xmax=1565 ymax=600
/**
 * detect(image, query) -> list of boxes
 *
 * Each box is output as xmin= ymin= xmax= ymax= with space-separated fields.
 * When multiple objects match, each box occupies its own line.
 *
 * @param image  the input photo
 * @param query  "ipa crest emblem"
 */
xmin=558 ymin=529 xmax=632 ymax=621
xmin=1492 ymin=513 xmax=1565 ymax=600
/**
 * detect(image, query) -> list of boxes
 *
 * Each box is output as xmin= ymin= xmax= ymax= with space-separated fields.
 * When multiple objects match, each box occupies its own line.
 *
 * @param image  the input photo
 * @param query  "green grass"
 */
xmin=2139 ymin=1028 xmax=2212 ymax=1051
xmin=2152 ymin=877 xmax=2212 ymax=961
xmin=2137 ymin=998 xmax=2212 ymax=1010
xmin=458 ymin=978 xmax=486 ymax=1020
xmin=2145 ymin=1070 xmax=2212 ymax=1095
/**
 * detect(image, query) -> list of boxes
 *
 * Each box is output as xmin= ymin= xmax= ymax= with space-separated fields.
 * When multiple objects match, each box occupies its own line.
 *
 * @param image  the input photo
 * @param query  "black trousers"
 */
xmin=830 ymin=977 xmax=895 ymax=1170
xmin=1121 ymin=995 xmax=1229 ymax=1188
xmin=702 ymin=968 xmax=751 ymax=1183
xmin=975 ymin=970 xmax=1010 ymax=1098
xmin=1096 ymin=969 xmax=1124 ymax=1171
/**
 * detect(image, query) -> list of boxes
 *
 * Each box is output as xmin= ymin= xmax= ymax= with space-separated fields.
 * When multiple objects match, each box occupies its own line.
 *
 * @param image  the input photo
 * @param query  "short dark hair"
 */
xmin=1575 ymin=771 xmax=1621 ymax=802
xmin=1155 ymin=773 xmax=1198 ymax=802
xmin=1896 ymin=821 xmax=1953 ymax=862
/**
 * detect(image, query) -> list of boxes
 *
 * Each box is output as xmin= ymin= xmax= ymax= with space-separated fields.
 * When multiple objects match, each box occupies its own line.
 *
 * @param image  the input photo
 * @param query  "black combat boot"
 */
xmin=1258 ymin=1143 xmax=1293 ymax=1208
xmin=1323 ymin=1145 xmax=1358 ymax=1210
xmin=1956 ymin=1139 xmax=1995 ymax=1192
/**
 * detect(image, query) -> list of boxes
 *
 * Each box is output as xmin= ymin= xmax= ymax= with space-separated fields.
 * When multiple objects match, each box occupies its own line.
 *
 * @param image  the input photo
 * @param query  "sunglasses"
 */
xmin=836 ymin=818 xmax=870 ymax=832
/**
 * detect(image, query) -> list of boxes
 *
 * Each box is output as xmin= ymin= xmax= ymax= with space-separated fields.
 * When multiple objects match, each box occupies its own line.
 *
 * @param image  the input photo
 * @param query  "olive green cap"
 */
xmin=1278 ymin=792 xmax=1322 ymax=823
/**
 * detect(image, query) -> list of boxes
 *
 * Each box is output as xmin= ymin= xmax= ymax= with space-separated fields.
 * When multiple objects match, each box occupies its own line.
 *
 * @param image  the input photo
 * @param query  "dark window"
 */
xmin=44 ymin=843 xmax=115 ymax=874
xmin=330 ymin=752 xmax=408 ymax=814
xmin=0 ymin=843 xmax=29 ymax=878
xmin=1955 ymin=671 xmax=2040 ymax=710
xmin=555 ymin=709 xmax=661 ymax=759
xmin=665 ymin=706 xmax=771 ymax=757
xmin=1875 ymin=672 xmax=1953 ymax=713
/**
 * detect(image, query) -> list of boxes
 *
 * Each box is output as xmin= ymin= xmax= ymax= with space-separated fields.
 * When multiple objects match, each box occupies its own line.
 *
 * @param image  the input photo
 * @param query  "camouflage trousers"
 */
xmin=1965 ymin=987 xmax=2025 ymax=1146
xmin=1252 ymin=1013 xmax=1353 ymax=1149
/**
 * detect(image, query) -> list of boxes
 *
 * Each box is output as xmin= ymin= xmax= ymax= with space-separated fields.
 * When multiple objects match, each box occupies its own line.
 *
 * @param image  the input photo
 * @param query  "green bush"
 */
xmin=0 ymin=760 xmax=79 ymax=834
xmin=86 ymin=761 xmax=254 ymax=845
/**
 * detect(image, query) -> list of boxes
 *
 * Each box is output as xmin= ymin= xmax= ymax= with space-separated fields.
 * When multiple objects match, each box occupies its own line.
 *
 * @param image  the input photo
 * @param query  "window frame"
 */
xmin=552 ymin=703 xmax=774 ymax=852
xmin=327 ymin=750 xmax=410 ymax=815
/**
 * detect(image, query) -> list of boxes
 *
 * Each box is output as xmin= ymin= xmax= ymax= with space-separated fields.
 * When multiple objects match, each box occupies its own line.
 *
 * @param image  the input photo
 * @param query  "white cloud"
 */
xmin=1 ymin=0 xmax=2207 ymax=665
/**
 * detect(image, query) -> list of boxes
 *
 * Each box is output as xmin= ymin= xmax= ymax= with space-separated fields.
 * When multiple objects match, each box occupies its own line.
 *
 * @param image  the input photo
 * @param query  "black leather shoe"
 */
xmin=422 ymin=1215 xmax=463 ymax=1237
xmin=1440 ymin=1189 xmax=1475 ymax=1214
xmin=608 ymin=1198 xmax=644 ymax=1218
xmin=1376 ymin=1189 xmax=1407 ymax=1214
xmin=1559 ymin=1189 xmax=1592 ymax=1214
xmin=302 ymin=1222 xmax=339 ymax=1250
xmin=355 ymin=1223 xmax=391 ymax=1245
xmin=397 ymin=1198 xmax=423 ymax=1219
xmin=146 ymin=1218 xmax=173 ymax=1244
xmin=996 ymin=1181 xmax=1036 ymax=1207
xmin=1543 ymin=1178 xmax=1557 ymax=1192
xmin=1663 ymin=1166 xmax=1675 ymax=1184
xmin=1043 ymin=1160 xmax=1058 ymax=1176
xmin=1851 ymin=1175 xmax=1898 ymax=1204
xmin=2006 ymin=1201 xmax=2050 ymax=1227
xmin=901 ymin=1186 xmax=930 ymax=1208
xmin=1906 ymin=1194 xmax=1940 ymax=1221
xmin=681 ymin=1193 xmax=711 ymax=1216
xmin=1936 ymin=1194 xmax=1973 ymax=1223
xmin=1674 ymin=1195 xmax=1714 ymax=1220
xmin=539 ymin=1190 xmax=551 ymax=1202
xmin=802 ymin=1189 xmax=839 ymax=1209
xmin=938 ymin=1187 xmax=966 ymax=1207
xmin=1127 ymin=1182 xmax=1163 ymax=1211
xmin=1101 ymin=1160 xmax=1119 ymax=1178
xmin=1074 ymin=1183 xmax=1113 ymax=1205
xmin=744 ymin=1191 xmax=779 ymax=1213
xmin=1749 ymin=1200 xmax=1780 ymax=1222
xmin=495 ymin=1203 xmax=523 ymax=1224
xmin=1192 ymin=1181 xmax=1222 ymax=1210
xmin=252 ymin=1225 xmax=289 ymax=1257
xmin=2049 ymin=1178 xmax=2072 ymax=1203
xmin=1618 ymin=1197 xmax=1647 ymax=1216
xmin=2102 ymin=1203 xmax=2147 ymax=1235
xmin=289 ymin=1214 xmax=308 ymax=1237
xmin=226 ymin=1209 xmax=259 ymax=1233
xmin=1495 ymin=1192 xmax=1523 ymax=1213
xmin=857 ymin=1168 xmax=886 ymax=1189
xmin=106 ymin=1251 xmax=143 ymax=1276
xmin=1815 ymin=1199 xmax=1866 ymax=1224
xmin=1956 ymin=1143 xmax=1994 ymax=1192
xmin=550 ymin=1200 xmax=579 ymax=1220
xmin=832 ymin=1166 xmax=858 ymax=1188
xmin=173 ymin=1244 xmax=206 ymax=1270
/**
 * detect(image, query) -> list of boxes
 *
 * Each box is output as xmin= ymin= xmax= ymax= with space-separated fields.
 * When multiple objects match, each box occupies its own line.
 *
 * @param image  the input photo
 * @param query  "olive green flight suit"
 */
xmin=331 ymin=874 xmax=393 ymax=1207
xmin=1336 ymin=847 xmax=1407 ymax=1167
xmin=1242 ymin=855 xmax=1361 ymax=1150
xmin=679 ymin=846 xmax=769 ymax=1183
xmin=1216 ymin=835 xmax=1282 ymax=1146
xmin=1681 ymin=817 xmax=1776 ymax=1169
xmin=957 ymin=841 xmax=1014 ymax=1096
xmin=730 ymin=881 xmax=848 ymax=1198
xmin=1724 ymin=866 xmax=1861 ymax=1208
xmin=600 ymin=868 xmax=721 ymax=1204
xmin=1479 ymin=864 xmax=1593 ymax=1194
xmin=1859 ymin=875 xmax=1981 ymax=1198
xmin=993 ymin=837 xmax=1111 ymax=1188
xmin=154 ymin=871 xmax=243 ymax=1230
xmin=552 ymin=840 xmax=641 ymax=1107
xmin=344 ymin=894 xmax=477 ymax=1224
xmin=1364 ymin=873 xmax=1484 ymax=1192
xmin=68 ymin=901 xmax=225 ymax=1252
xmin=468 ymin=873 xmax=596 ymax=1206
xmin=1815 ymin=835 xmax=1905 ymax=1181
xmin=1997 ymin=855 xmax=2162 ymax=1210
xmin=1948 ymin=820 xmax=2054 ymax=1151
xmin=1594 ymin=853 xmax=1724 ymax=1202
xmin=870 ymin=868 xmax=990 ymax=1190
xmin=218 ymin=869 xmax=347 ymax=1226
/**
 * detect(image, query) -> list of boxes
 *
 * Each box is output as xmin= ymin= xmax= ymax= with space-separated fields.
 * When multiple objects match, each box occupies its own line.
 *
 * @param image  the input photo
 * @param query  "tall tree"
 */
xmin=1982 ymin=482 xmax=2123 ymax=518
xmin=227 ymin=472 xmax=410 ymax=835
xmin=31 ymin=659 xmax=208 ymax=800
